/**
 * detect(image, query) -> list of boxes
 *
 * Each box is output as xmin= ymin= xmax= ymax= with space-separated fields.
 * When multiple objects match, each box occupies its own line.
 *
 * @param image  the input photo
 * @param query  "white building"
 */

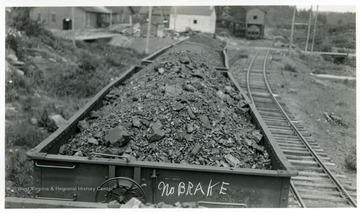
xmin=169 ymin=6 xmax=216 ymax=33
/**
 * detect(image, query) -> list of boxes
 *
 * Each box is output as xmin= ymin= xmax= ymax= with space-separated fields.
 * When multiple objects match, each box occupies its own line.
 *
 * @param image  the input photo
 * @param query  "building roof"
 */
xmin=171 ymin=6 xmax=214 ymax=16
xmin=81 ymin=7 xmax=111 ymax=14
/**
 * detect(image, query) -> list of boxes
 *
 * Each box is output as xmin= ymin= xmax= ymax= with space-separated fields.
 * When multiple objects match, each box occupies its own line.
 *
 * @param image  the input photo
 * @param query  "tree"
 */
xmin=337 ymin=19 xmax=343 ymax=26
xmin=317 ymin=13 xmax=327 ymax=25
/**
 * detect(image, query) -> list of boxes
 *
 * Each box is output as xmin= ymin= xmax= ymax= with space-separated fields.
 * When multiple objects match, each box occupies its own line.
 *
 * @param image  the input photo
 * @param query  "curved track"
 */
xmin=230 ymin=41 xmax=357 ymax=208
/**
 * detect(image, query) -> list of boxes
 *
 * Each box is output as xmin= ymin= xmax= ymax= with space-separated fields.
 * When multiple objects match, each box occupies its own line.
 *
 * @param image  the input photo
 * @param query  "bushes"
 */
xmin=283 ymin=63 xmax=297 ymax=72
xmin=345 ymin=144 xmax=356 ymax=171
xmin=6 ymin=33 xmax=27 ymax=61
xmin=6 ymin=121 xmax=48 ymax=148
xmin=5 ymin=71 xmax=32 ymax=102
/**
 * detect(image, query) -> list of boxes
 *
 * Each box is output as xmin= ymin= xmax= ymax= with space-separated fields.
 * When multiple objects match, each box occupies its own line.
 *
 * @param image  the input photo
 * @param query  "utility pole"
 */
xmin=311 ymin=5 xmax=319 ymax=53
xmin=174 ymin=6 xmax=177 ymax=31
xmin=289 ymin=6 xmax=296 ymax=55
xmin=304 ymin=6 xmax=313 ymax=53
xmin=72 ymin=7 xmax=76 ymax=47
xmin=110 ymin=9 xmax=112 ymax=30
xmin=145 ymin=6 xmax=152 ymax=55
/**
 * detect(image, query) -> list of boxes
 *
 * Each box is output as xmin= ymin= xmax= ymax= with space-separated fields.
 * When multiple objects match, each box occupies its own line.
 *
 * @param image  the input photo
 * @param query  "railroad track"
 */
xmin=230 ymin=42 xmax=357 ymax=208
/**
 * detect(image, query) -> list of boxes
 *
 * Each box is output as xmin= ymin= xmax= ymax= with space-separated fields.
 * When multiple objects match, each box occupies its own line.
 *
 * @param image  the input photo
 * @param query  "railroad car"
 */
xmin=246 ymin=25 xmax=261 ymax=39
xmin=26 ymin=39 xmax=297 ymax=208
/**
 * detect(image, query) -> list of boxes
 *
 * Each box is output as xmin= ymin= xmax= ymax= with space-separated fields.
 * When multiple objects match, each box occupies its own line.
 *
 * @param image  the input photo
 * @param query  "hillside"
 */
xmin=5 ymin=9 xmax=145 ymax=197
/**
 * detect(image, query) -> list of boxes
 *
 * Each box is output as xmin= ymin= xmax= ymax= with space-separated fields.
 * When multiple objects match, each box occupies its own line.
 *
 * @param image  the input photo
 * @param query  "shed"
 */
xmin=30 ymin=7 xmax=111 ymax=30
xmin=169 ymin=6 xmax=216 ymax=33
xmin=246 ymin=7 xmax=266 ymax=37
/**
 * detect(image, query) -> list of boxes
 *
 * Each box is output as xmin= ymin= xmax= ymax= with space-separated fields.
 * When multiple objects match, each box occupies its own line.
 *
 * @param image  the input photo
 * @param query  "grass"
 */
xmin=5 ymin=16 xmax=144 ymax=197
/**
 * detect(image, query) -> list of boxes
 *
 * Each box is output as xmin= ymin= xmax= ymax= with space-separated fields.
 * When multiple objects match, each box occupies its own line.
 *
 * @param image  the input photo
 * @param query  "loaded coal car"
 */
xmin=27 ymin=35 xmax=297 ymax=208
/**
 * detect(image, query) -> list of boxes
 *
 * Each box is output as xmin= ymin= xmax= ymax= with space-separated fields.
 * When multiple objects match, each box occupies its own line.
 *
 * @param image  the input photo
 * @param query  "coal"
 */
xmin=58 ymin=35 xmax=271 ymax=170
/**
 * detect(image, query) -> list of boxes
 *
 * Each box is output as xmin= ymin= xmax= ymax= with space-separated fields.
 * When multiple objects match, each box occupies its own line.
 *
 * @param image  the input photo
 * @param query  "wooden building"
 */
xmin=216 ymin=6 xmax=266 ymax=39
xmin=169 ymin=6 xmax=216 ymax=33
xmin=30 ymin=7 xmax=111 ymax=30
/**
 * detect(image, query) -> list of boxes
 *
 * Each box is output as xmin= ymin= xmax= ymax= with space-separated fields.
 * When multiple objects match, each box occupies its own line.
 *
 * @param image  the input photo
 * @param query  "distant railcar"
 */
xmin=246 ymin=25 xmax=261 ymax=39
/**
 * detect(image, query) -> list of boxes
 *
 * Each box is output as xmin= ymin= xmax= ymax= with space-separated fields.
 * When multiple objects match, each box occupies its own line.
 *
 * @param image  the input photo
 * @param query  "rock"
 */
xmin=121 ymin=153 xmax=137 ymax=161
xmin=78 ymin=120 xmax=90 ymax=131
xmin=238 ymin=100 xmax=248 ymax=108
xmin=220 ymin=160 xmax=230 ymax=167
xmin=90 ymin=110 xmax=100 ymax=119
xmin=165 ymin=84 xmax=183 ymax=97
xmin=142 ymin=119 xmax=150 ymax=127
xmin=234 ymin=133 xmax=242 ymax=144
xmin=88 ymin=137 xmax=99 ymax=145
xmin=251 ymin=130 xmax=263 ymax=143
xmin=244 ymin=138 xmax=253 ymax=146
xmin=225 ymin=86 xmax=233 ymax=94
xmin=180 ymin=57 xmax=190 ymax=64
xmin=172 ymin=102 xmax=184 ymax=111
xmin=120 ymin=197 xmax=142 ymax=208
xmin=225 ymin=95 xmax=234 ymax=105
xmin=191 ymin=69 xmax=204 ymax=78
xmin=211 ymin=148 xmax=219 ymax=155
xmin=252 ymin=143 xmax=265 ymax=153
xmin=58 ymin=144 xmax=67 ymax=155
xmin=216 ymin=90 xmax=226 ymax=100
xmin=199 ymin=115 xmax=211 ymax=129
xmin=16 ymin=69 xmax=24 ymax=76
xmin=224 ymin=154 xmax=240 ymax=167
xmin=108 ymin=200 xmax=121 ymax=208
xmin=49 ymin=58 xmax=57 ymax=63
xmin=184 ymin=134 xmax=193 ymax=142
xmin=149 ymin=129 xmax=165 ymax=142
xmin=151 ymin=120 xmax=163 ymax=131
xmin=30 ymin=117 xmax=38 ymax=125
xmin=183 ymin=84 xmax=196 ymax=92
xmin=109 ymin=147 xmax=124 ymax=155
xmin=132 ymin=94 xmax=140 ymax=101
xmin=74 ymin=151 xmax=83 ymax=157
xmin=182 ymin=202 xmax=197 ymax=208
xmin=49 ymin=114 xmax=68 ymax=128
xmin=132 ymin=117 xmax=141 ymax=128
xmin=187 ymin=107 xmax=196 ymax=119
xmin=125 ymin=145 xmax=132 ymax=153
xmin=158 ymin=67 xmax=165 ymax=74
xmin=191 ymin=143 xmax=201 ymax=155
xmin=187 ymin=123 xmax=194 ymax=133
xmin=104 ymin=125 xmax=130 ymax=147
xmin=6 ymin=54 xmax=18 ymax=64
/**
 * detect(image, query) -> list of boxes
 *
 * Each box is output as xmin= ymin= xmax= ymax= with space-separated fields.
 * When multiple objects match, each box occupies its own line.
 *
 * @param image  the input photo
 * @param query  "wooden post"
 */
xmin=174 ymin=6 xmax=177 ymax=31
xmin=145 ymin=6 xmax=152 ymax=55
xmin=110 ymin=9 xmax=112 ymax=29
xmin=289 ymin=6 xmax=296 ymax=55
xmin=72 ymin=7 xmax=76 ymax=47
xmin=311 ymin=5 xmax=319 ymax=53
xmin=304 ymin=6 xmax=313 ymax=53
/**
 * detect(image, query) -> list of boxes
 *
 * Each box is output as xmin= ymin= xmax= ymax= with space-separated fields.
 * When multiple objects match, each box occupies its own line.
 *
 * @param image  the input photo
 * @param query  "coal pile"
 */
xmin=59 ymin=35 xmax=272 ymax=170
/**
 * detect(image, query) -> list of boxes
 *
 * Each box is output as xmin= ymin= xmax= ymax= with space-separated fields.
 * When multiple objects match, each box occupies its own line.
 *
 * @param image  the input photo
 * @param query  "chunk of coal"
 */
xmin=104 ymin=125 xmax=130 ymax=147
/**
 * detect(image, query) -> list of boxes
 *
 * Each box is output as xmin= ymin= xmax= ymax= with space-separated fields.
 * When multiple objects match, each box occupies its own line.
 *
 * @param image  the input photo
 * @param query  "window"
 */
xmin=52 ymin=13 xmax=56 ymax=22
xmin=193 ymin=20 xmax=197 ymax=24
xmin=37 ymin=13 xmax=41 ymax=20
xmin=253 ymin=15 xmax=258 ymax=20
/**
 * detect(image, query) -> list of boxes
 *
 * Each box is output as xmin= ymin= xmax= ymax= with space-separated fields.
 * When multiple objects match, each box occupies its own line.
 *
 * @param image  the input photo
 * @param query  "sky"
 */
xmin=297 ymin=5 xmax=356 ymax=13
